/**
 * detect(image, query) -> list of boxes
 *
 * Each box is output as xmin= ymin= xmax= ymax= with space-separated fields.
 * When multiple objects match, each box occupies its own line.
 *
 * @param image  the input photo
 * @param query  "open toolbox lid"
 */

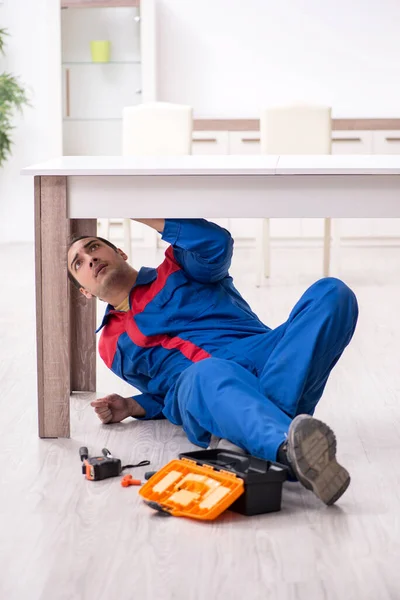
xmin=139 ymin=450 xmax=288 ymax=520
xmin=139 ymin=457 xmax=245 ymax=521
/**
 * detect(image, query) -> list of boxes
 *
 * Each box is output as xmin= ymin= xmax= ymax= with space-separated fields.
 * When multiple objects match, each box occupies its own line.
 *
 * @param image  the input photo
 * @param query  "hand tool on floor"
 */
xmin=79 ymin=446 xmax=150 ymax=481
xmin=121 ymin=474 xmax=142 ymax=487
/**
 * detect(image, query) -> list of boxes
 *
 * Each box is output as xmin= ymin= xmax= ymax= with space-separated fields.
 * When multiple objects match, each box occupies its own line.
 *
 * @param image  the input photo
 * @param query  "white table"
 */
xmin=22 ymin=155 xmax=400 ymax=437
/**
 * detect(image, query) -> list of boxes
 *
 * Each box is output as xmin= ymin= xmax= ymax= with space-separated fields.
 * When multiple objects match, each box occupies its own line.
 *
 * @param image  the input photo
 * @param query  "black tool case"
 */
xmin=179 ymin=449 xmax=288 ymax=516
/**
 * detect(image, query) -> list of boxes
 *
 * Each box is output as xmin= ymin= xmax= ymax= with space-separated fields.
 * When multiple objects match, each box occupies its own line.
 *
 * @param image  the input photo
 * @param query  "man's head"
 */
xmin=67 ymin=235 xmax=135 ymax=302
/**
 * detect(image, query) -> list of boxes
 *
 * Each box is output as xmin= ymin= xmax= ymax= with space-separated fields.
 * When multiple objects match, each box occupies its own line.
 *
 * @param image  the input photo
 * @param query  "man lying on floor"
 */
xmin=67 ymin=218 xmax=358 ymax=505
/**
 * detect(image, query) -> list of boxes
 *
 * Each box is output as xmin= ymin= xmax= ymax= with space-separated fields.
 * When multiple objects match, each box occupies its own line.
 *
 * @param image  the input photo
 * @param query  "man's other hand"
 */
xmin=90 ymin=394 xmax=145 ymax=424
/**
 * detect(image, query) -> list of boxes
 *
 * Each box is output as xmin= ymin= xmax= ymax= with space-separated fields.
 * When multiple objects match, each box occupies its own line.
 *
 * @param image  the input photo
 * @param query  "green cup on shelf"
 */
xmin=90 ymin=40 xmax=111 ymax=63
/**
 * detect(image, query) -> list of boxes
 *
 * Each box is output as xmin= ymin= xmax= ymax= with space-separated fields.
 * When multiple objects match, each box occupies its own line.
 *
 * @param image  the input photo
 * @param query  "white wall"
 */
xmin=156 ymin=0 xmax=400 ymax=118
xmin=0 ymin=0 xmax=62 ymax=243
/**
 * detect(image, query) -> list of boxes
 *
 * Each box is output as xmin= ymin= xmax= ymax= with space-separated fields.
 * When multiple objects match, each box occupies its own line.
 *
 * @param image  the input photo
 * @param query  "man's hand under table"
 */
xmin=90 ymin=394 xmax=145 ymax=424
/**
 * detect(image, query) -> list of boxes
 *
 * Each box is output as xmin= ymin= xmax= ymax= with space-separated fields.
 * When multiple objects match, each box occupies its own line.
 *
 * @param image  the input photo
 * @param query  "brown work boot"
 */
xmin=282 ymin=414 xmax=350 ymax=505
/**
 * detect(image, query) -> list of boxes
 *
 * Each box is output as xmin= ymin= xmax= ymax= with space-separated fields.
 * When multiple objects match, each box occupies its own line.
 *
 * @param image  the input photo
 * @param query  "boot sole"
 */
xmin=287 ymin=415 xmax=350 ymax=505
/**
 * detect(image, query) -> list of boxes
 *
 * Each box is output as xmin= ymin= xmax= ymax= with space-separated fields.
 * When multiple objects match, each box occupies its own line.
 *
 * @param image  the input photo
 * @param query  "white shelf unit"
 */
xmin=61 ymin=5 xmax=141 ymax=156
xmin=61 ymin=3 xmax=159 ymax=246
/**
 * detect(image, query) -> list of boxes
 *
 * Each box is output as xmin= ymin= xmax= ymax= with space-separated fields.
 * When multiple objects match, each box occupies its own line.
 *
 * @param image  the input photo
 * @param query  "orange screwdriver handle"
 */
xmin=121 ymin=474 xmax=141 ymax=487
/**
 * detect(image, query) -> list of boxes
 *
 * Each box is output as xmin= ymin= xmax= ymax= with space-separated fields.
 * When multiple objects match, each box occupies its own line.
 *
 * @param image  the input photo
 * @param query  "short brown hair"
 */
xmin=67 ymin=235 xmax=118 ymax=289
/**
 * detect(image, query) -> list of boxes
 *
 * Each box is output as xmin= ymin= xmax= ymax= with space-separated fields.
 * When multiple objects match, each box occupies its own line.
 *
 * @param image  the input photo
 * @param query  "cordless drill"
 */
xmin=79 ymin=447 xmax=122 ymax=481
xmin=79 ymin=447 xmax=150 ymax=481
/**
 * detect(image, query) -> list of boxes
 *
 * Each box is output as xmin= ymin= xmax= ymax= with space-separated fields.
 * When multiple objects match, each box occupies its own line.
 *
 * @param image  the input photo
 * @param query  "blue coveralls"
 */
xmin=97 ymin=219 xmax=358 ymax=461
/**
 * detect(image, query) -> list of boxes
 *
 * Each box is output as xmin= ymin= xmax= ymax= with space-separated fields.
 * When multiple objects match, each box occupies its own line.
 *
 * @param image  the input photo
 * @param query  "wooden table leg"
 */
xmin=69 ymin=219 xmax=97 ymax=393
xmin=35 ymin=176 xmax=70 ymax=437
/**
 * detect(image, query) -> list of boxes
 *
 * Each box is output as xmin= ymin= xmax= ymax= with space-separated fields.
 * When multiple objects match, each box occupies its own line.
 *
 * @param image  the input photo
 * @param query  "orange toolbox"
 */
xmin=139 ymin=449 xmax=288 ymax=521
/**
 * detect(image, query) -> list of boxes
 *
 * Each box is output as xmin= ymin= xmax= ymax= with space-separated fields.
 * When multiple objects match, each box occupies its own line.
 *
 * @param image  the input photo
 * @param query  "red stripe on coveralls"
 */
xmin=128 ymin=245 xmax=211 ymax=362
xmin=130 ymin=246 xmax=180 ymax=313
xmin=125 ymin=317 xmax=211 ymax=362
xmin=98 ymin=311 xmax=125 ymax=369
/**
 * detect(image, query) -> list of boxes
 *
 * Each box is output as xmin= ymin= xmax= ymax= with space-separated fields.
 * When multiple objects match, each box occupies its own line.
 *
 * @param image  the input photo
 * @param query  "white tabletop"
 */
xmin=22 ymin=155 xmax=278 ymax=176
xmin=21 ymin=154 xmax=400 ymax=177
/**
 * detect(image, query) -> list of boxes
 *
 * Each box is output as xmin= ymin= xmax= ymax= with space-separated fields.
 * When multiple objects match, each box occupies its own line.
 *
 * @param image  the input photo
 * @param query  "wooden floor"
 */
xmin=2 ymin=241 xmax=400 ymax=600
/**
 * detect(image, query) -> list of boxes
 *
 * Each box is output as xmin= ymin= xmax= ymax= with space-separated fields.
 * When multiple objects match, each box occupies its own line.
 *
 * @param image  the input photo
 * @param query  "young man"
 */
xmin=68 ymin=218 xmax=358 ymax=505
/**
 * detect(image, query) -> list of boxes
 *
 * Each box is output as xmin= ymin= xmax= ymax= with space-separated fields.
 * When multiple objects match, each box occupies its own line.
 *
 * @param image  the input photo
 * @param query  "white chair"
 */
xmin=121 ymin=102 xmax=193 ymax=252
xmin=258 ymin=104 xmax=333 ymax=283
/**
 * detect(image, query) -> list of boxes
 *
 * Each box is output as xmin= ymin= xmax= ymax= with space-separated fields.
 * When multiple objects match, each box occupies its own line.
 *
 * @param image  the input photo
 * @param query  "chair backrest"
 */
xmin=260 ymin=104 xmax=332 ymax=154
xmin=122 ymin=102 xmax=193 ymax=156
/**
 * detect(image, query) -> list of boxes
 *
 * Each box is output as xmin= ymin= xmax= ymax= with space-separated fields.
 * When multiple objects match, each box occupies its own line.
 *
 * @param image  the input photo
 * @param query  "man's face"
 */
xmin=67 ymin=238 xmax=130 ymax=300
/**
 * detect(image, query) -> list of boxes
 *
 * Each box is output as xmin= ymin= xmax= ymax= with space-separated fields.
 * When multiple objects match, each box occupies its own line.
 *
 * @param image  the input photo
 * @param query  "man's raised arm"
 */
xmin=132 ymin=218 xmax=233 ymax=283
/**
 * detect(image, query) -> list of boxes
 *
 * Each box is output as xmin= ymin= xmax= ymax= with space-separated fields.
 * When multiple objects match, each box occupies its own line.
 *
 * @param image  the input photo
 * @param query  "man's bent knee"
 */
xmin=313 ymin=277 xmax=358 ymax=315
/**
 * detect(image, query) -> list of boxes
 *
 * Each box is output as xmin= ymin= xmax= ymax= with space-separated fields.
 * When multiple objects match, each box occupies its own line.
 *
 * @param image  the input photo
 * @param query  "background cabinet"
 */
xmin=191 ymin=131 xmax=229 ymax=155
xmin=373 ymin=131 xmax=400 ymax=154
xmin=61 ymin=3 xmax=157 ymax=245
xmin=228 ymin=131 xmax=261 ymax=155
xmin=61 ymin=5 xmax=141 ymax=156
xmin=331 ymin=130 xmax=373 ymax=154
